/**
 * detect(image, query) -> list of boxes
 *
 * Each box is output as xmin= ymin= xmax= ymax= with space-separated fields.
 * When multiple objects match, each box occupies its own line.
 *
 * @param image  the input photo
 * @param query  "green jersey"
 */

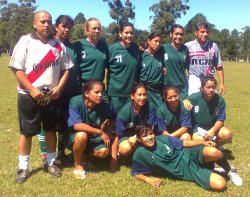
xmin=107 ymin=42 xmax=140 ymax=97
xmin=62 ymin=40 xmax=81 ymax=97
xmin=162 ymin=43 xmax=189 ymax=99
xmin=156 ymin=101 xmax=192 ymax=133
xmin=74 ymin=39 xmax=108 ymax=83
xmin=67 ymin=95 xmax=115 ymax=130
xmin=139 ymin=50 xmax=163 ymax=91
xmin=189 ymin=92 xmax=226 ymax=130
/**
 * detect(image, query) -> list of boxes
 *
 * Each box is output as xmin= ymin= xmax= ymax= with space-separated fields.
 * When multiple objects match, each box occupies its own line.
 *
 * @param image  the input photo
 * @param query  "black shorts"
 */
xmin=18 ymin=93 xmax=60 ymax=137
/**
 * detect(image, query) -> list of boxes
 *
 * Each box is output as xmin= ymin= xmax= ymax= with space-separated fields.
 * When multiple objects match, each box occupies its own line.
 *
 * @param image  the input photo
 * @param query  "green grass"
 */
xmin=0 ymin=55 xmax=250 ymax=196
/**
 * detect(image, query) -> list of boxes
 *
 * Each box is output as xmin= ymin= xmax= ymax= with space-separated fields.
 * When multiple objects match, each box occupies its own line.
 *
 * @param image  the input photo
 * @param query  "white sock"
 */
xmin=19 ymin=155 xmax=29 ymax=170
xmin=47 ymin=152 xmax=56 ymax=166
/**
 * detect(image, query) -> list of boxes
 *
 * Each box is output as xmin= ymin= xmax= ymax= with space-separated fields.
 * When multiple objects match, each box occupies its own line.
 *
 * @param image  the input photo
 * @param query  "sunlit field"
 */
xmin=0 ymin=54 xmax=249 ymax=196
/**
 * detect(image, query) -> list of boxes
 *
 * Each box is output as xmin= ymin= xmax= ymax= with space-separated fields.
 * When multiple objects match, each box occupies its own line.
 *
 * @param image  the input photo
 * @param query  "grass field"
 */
xmin=0 ymin=54 xmax=249 ymax=196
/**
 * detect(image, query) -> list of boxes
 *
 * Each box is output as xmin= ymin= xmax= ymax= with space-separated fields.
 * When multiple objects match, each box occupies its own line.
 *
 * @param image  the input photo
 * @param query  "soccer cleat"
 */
xmin=16 ymin=169 xmax=29 ymax=183
xmin=228 ymin=167 xmax=243 ymax=186
xmin=48 ymin=160 xmax=62 ymax=177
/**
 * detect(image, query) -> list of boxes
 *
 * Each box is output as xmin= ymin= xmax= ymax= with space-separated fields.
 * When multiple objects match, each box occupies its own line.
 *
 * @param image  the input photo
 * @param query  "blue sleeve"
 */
xmin=181 ymin=111 xmax=192 ymax=128
xmin=67 ymin=107 xmax=83 ymax=127
xmin=115 ymin=117 xmax=126 ymax=137
xmin=168 ymin=136 xmax=183 ymax=150
xmin=131 ymin=160 xmax=152 ymax=176
xmin=217 ymin=105 xmax=226 ymax=122
xmin=147 ymin=106 xmax=166 ymax=133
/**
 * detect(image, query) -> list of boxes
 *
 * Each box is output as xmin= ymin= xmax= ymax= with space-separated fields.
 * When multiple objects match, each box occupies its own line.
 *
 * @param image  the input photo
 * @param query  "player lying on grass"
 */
xmin=132 ymin=124 xmax=242 ymax=191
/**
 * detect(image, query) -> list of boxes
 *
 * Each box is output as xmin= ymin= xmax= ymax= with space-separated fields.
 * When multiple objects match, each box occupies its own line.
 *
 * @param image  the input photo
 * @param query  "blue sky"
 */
xmin=11 ymin=0 xmax=250 ymax=32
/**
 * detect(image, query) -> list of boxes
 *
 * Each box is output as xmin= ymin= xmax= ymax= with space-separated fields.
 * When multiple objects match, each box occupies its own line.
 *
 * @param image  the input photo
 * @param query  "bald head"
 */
xmin=33 ymin=10 xmax=52 ymax=42
xmin=33 ymin=10 xmax=51 ymax=22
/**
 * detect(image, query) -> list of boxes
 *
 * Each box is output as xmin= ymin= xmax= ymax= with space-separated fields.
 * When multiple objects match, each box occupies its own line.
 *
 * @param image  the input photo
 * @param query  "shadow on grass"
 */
xmin=29 ymin=167 xmax=44 ymax=176
xmin=59 ymin=152 xmax=135 ymax=174
xmin=223 ymin=149 xmax=235 ymax=160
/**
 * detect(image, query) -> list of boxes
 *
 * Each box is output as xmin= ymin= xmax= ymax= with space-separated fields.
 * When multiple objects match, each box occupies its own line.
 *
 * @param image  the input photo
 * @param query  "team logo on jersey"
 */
xmin=115 ymin=55 xmax=122 ymax=63
xmin=183 ymin=54 xmax=186 ymax=61
xmin=52 ymin=48 xmax=59 ymax=56
xmin=96 ymin=117 xmax=101 ymax=126
xmin=142 ymin=62 xmax=146 ymax=67
xmin=81 ymin=51 xmax=86 ymax=59
xmin=164 ymin=144 xmax=172 ymax=154
xmin=127 ymin=122 xmax=134 ymax=128
xmin=194 ymin=106 xmax=199 ymax=113
xmin=164 ymin=53 xmax=168 ymax=60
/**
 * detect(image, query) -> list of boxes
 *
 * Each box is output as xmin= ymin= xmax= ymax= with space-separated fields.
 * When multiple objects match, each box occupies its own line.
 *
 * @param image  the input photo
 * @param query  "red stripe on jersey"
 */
xmin=20 ymin=42 xmax=63 ymax=89
xmin=189 ymin=51 xmax=206 ymax=57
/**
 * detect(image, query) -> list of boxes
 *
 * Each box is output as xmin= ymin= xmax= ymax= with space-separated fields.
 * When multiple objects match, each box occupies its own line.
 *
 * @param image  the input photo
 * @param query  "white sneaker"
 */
xmin=228 ymin=167 xmax=243 ymax=186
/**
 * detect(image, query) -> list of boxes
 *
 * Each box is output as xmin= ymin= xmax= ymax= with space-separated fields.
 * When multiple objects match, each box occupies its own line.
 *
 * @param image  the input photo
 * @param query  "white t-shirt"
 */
xmin=9 ymin=33 xmax=73 ymax=94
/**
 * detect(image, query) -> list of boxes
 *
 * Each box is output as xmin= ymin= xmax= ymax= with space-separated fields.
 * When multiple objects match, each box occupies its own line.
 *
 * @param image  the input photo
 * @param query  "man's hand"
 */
xmin=219 ymin=84 xmax=226 ymax=95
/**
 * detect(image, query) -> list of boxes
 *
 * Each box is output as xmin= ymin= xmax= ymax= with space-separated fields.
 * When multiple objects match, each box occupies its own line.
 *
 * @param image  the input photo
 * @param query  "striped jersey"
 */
xmin=9 ymin=32 xmax=73 ymax=94
xmin=185 ymin=39 xmax=222 ymax=77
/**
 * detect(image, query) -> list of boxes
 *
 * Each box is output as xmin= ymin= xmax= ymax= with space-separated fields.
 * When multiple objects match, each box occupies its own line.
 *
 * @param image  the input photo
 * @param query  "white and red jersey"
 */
xmin=9 ymin=32 xmax=73 ymax=94
xmin=185 ymin=39 xmax=222 ymax=77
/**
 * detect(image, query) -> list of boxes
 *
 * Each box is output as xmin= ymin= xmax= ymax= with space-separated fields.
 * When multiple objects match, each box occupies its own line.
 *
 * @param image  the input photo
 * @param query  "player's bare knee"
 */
xmin=95 ymin=148 xmax=109 ymax=158
xmin=75 ymin=132 xmax=88 ymax=144
xmin=210 ymin=173 xmax=226 ymax=192
xmin=219 ymin=127 xmax=232 ymax=143
xmin=180 ymin=133 xmax=191 ymax=141
xmin=119 ymin=143 xmax=132 ymax=156
xmin=210 ymin=147 xmax=223 ymax=159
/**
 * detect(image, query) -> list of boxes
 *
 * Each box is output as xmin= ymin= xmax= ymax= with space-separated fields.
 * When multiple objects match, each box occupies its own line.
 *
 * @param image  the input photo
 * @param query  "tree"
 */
xmin=134 ymin=29 xmax=149 ymax=47
xmin=74 ymin=12 xmax=86 ymax=25
xmin=240 ymin=26 xmax=250 ymax=62
xmin=103 ymin=0 xmax=135 ymax=26
xmin=226 ymin=29 xmax=240 ymax=61
xmin=102 ymin=22 xmax=119 ymax=45
xmin=150 ymin=0 xmax=189 ymax=38
xmin=0 ymin=0 xmax=37 ymax=50
xmin=70 ymin=23 xmax=85 ymax=42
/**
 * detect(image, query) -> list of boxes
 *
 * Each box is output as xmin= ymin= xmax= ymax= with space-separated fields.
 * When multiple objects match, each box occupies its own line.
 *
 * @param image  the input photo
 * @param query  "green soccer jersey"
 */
xmin=139 ymin=50 xmax=163 ymax=91
xmin=162 ymin=43 xmax=189 ymax=99
xmin=62 ymin=40 xmax=81 ymax=97
xmin=156 ymin=101 xmax=192 ymax=133
xmin=74 ymin=39 xmax=108 ymax=83
xmin=107 ymin=42 xmax=140 ymax=97
xmin=68 ymin=95 xmax=115 ymax=129
xmin=189 ymin=92 xmax=226 ymax=130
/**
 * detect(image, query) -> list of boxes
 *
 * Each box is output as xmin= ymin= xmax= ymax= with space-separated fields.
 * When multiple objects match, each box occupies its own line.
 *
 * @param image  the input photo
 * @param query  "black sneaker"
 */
xmin=16 ymin=169 xmax=29 ymax=183
xmin=48 ymin=160 xmax=62 ymax=177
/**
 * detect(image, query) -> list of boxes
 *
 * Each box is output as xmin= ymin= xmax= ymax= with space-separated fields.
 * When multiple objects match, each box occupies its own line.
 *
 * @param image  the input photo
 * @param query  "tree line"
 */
xmin=0 ymin=0 xmax=249 ymax=61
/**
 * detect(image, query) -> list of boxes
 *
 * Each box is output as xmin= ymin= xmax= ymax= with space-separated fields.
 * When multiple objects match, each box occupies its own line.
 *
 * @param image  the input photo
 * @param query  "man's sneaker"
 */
xmin=16 ymin=169 xmax=29 ymax=183
xmin=228 ymin=167 xmax=243 ymax=186
xmin=48 ymin=160 xmax=62 ymax=177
